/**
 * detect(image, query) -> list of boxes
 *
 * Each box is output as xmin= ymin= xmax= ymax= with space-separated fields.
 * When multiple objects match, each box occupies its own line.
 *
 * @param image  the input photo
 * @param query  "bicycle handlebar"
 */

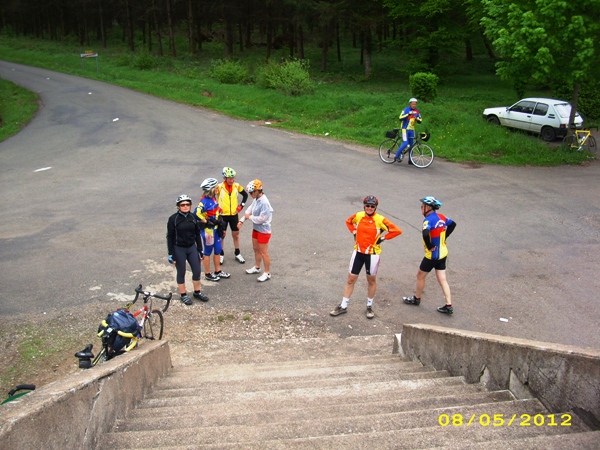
xmin=133 ymin=284 xmax=172 ymax=312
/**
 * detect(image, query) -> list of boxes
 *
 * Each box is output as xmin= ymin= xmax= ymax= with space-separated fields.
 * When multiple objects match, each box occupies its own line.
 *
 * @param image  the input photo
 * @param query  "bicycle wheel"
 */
xmin=585 ymin=136 xmax=597 ymax=154
xmin=562 ymin=134 xmax=578 ymax=150
xmin=92 ymin=347 xmax=107 ymax=366
xmin=409 ymin=143 xmax=434 ymax=168
xmin=379 ymin=139 xmax=398 ymax=164
xmin=143 ymin=309 xmax=164 ymax=340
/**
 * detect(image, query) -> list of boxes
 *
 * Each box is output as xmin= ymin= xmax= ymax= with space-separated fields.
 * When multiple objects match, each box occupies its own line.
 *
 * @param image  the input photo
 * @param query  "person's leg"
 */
xmin=342 ymin=273 xmax=359 ymax=309
xmin=435 ymin=269 xmax=452 ymax=305
xmin=252 ymin=237 xmax=262 ymax=269
xmin=232 ymin=230 xmax=240 ymax=251
xmin=366 ymin=274 xmax=377 ymax=299
xmin=395 ymin=129 xmax=409 ymax=159
xmin=257 ymin=242 xmax=270 ymax=273
xmin=415 ymin=269 xmax=428 ymax=298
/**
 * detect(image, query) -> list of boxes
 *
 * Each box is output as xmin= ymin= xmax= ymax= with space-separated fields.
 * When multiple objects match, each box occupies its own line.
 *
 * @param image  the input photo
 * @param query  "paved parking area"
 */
xmin=1 ymin=61 xmax=599 ymax=349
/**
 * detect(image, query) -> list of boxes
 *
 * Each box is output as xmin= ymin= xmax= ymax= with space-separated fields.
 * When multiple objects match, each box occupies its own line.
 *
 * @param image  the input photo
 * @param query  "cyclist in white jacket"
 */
xmin=237 ymin=179 xmax=273 ymax=282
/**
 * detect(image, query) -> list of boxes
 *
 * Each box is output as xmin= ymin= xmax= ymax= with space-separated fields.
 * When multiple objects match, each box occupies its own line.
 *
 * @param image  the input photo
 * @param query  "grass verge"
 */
xmin=0 ymin=35 xmax=594 ymax=166
xmin=0 ymin=78 xmax=39 ymax=143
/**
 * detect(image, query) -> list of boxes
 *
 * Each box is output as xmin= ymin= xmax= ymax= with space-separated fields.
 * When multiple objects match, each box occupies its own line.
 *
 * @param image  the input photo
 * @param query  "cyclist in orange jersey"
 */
xmin=330 ymin=196 xmax=402 ymax=319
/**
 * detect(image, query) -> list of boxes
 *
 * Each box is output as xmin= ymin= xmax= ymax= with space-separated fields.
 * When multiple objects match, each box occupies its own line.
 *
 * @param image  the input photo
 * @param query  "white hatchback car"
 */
xmin=483 ymin=97 xmax=583 ymax=141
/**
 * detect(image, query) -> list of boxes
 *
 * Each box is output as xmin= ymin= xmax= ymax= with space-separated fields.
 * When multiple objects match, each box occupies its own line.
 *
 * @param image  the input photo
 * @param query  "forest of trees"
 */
xmin=0 ymin=0 xmax=495 ymax=75
xmin=1 ymin=0 xmax=598 ymax=117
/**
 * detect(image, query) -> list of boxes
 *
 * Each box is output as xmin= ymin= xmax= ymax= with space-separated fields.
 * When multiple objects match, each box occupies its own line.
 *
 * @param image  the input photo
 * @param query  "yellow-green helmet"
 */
xmin=222 ymin=167 xmax=236 ymax=178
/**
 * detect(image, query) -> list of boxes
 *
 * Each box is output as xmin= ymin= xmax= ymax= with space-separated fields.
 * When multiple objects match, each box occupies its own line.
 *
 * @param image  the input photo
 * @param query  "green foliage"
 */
xmin=481 ymin=0 xmax=600 ymax=100
xmin=0 ymin=35 xmax=592 ymax=166
xmin=209 ymin=59 xmax=250 ymax=85
xmin=133 ymin=52 xmax=157 ymax=70
xmin=0 ymin=79 xmax=39 ymax=143
xmin=409 ymin=72 xmax=439 ymax=102
xmin=256 ymin=59 xmax=314 ymax=96
xmin=553 ymin=79 xmax=600 ymax=122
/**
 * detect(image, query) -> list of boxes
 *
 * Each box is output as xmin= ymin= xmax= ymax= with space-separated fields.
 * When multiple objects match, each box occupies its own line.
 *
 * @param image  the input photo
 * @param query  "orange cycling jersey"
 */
xmin=346 ymin=211 xmax=402 ymax=255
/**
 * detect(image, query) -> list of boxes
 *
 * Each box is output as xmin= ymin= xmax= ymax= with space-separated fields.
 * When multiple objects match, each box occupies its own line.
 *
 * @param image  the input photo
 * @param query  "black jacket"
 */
xmin=166 ymin=211 xmax=203 ymax=255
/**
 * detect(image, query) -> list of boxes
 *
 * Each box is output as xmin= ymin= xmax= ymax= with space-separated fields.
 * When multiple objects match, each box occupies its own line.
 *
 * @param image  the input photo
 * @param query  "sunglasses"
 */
xmin=179 ymin=203 xmax=192 ymax=207
xmin=364 ymin=205 xmax=376 ymax=208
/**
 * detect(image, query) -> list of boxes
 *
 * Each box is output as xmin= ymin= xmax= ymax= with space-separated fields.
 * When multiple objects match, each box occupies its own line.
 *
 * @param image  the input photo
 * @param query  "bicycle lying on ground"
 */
xmin=75 ymin=285 xmax=172 ymax=367
xmin=562 ymin=128 xmax=597 ymax=154
xmin=379 ymin=130 xmax=434 ymax=168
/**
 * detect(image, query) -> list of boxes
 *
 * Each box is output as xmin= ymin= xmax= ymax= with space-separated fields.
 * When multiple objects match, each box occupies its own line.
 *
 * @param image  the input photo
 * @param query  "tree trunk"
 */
xmin=124 ymin=0 xmax=134 ymax=52
xmin=166 ymin=0 xmax=176 ymax=57
xmin=465 ymin=38 xmax=473 ymax=61
xmin=568 ymin=83 xmax=580 ymax=137
xmin=336 ymin=21 xmax=341 ymax=62
xmin=98 ymin=0 xmax=106 ymax=48
xmin=296 ymin=24 xmax=304 ymax=59
xmin=153 ymin=0 xmax=163 ymax=56
xmin=224 ymin=15 xmax=233 ymax=58
xmin=364 ymin=28 xmax=372 ymax=78
xmin=188 ymin=0 xmax=195 ymax=54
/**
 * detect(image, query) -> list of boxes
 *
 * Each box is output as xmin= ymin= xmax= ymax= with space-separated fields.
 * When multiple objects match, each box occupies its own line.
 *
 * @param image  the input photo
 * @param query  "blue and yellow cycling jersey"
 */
xmin=399 ymin=106 xmax=422 ymax=131
xmin=422 ymin=212 xmax=454 ymax=260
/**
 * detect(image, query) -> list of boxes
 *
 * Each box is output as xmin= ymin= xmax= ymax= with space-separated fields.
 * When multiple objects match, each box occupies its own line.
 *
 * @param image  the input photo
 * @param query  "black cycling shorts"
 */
xmin=419 ymin=256 xmax=447 ymax=273
xmin=221 ymin=214 xmax=240 ymax=231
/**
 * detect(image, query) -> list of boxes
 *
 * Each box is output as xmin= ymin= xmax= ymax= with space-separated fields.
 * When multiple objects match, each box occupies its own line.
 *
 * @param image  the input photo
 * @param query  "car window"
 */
xmin=554 ymin=103 xmax=580 ymax=118
xmin=510 ymin=101 xmax=536 ymax=114
xmin=533 ymin=103 xmax=548 ymax=116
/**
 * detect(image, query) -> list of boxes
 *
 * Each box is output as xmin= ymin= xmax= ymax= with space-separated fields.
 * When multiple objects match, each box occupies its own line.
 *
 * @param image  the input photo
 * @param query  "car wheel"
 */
xmin=540 ymin=126 xmax=556 ymax=142
xmin=487 ymin=116 xmax=500 ymax=125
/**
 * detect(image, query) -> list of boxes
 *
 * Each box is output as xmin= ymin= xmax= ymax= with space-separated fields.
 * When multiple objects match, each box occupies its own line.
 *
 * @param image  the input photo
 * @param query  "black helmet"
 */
xmin=363 ymin=195 xmax=379 ymax=206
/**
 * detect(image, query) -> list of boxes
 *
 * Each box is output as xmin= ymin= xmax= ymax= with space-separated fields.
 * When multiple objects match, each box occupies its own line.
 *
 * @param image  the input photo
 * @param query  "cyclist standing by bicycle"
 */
xmin=394 ymin=98 xmax=422 ymax=162
xmin=217 ymin=167 xmax=248 ymax=265
xmin=330 ymin=196 xmax=402 ymax=319
xmin=195 ymin=178 xmax=230 ymax=282
xmin=166 ymin=195 xmax=209 ymax=305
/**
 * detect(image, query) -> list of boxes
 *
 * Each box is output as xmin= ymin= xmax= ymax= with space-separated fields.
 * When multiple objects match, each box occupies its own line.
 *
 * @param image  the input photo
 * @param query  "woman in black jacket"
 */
xmin=167 ymin=195 xmax=209 ymax=305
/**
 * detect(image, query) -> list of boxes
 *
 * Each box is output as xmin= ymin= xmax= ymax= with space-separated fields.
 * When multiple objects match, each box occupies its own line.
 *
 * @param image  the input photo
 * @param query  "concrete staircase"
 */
xmin=99 ymin=335 xmax=598 ymax=449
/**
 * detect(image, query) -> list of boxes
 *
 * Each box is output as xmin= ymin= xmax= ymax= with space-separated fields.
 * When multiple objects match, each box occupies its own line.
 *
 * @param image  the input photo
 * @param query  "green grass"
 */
xmin=0 ymin=35 xmax=594 ymax=166
xmin=0 ymin=78 xmax=39 ymax=142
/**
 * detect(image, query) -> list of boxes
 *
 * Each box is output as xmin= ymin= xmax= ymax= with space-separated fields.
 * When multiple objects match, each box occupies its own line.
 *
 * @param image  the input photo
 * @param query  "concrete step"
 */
xmin=136 ymin=373 xmax=464 ymax=408
xmin=171 ymin=335 xmax=396 ymax=366
xmin=115 ymin=390 xmax=517 ymax=432
xmin=101 ymin=409 xmax=592 ymax=450
xmin=161 ymin=359 xmax=427 ymax=386
xmin=130 ymin=381 xmax=492 ymax=419
xmin=152 ymin=367 xmax=445 ymax=396
xmin=169 ymin=354 xmax=412 ymax=375
xmin=102 ymin=399 xmax=554 ymax=448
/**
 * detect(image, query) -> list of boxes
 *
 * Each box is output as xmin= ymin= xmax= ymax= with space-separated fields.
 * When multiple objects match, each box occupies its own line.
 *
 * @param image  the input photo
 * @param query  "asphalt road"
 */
xmin=1 ymin=61 xmax=599 ymax=349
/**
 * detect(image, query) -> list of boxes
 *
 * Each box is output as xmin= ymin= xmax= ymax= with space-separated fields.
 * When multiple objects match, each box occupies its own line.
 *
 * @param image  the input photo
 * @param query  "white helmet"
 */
xmin=200 ymin=178 xmax=218 ymax=191
xmin=409 ymin=98 xmax=418 ymax=103
xmin=176 ymin=194 xmax=192 ymax=205
xmin=246 ymin=179 xmax=263 ymax=193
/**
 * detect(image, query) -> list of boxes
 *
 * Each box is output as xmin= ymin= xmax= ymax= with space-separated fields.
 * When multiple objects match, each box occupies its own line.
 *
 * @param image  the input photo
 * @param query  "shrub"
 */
xmin=209 ymin=59 xmax=250 ymax=84
xmin=409 ymin=72 xmax=439 ymax=102
xmin=257 ymin=59 xmax=314 ymax=96
xmin=133 ymin=53 xmax=157 ymax=70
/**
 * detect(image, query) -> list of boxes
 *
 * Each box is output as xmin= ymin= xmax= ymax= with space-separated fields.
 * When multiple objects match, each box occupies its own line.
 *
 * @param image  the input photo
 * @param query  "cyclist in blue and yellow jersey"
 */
xmin=394 ymin=98 xmax=422 ymax=162
xmin=403 ymin=196 xmax=457 ymax=314
xmin=330 ymin=196 xmax=402 ymax=319
xmin=195 ymin=178 xmax=230 ymax=282
xmin=217 ymin=167 xmax=248 ymax=265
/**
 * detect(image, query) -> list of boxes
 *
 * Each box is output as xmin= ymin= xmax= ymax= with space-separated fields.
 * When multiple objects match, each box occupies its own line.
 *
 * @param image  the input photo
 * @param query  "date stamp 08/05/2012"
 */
xmin=438 ymin=413 xmax=572 ymax=428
